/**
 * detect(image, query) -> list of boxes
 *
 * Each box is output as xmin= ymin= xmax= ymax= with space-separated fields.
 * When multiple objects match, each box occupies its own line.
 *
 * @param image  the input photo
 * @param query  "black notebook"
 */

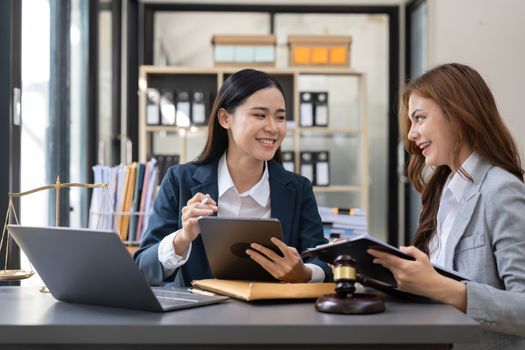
xmin=302 ymin=234 xmax=469 ymax=300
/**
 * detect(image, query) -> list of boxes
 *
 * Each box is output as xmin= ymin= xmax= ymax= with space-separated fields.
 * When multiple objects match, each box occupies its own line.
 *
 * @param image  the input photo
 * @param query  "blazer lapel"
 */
xmin=268 ymin=161 xmax=295 ymax=244
xmin=443 ymin=159 xmax=493 ymax=268
xmin=443 ymin=193 xmax=480 ymax=268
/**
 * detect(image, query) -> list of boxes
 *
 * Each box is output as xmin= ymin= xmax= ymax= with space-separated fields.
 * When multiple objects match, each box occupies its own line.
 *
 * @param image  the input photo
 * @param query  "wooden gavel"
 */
xmin=315 ymin=254 xmax=385 ymax=314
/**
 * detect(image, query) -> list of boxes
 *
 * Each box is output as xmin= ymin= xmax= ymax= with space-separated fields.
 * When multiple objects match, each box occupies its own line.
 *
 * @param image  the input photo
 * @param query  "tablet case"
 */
xmin=198 ymin=217 xmax=284 ymax=281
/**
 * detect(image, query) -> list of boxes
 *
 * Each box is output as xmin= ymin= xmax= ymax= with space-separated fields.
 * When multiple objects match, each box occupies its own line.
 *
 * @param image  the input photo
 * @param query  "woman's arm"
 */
xmin=134 ymin=169 xmax=182 ymax=285
xmin=368 ymin=246 xmax=467 ymax=311
xmin=464 ymin=179 xmax=525 ymax=336
xmin=296 ymin=178 xmax=333 ymax=281
xmin=370 ymin=177 xmax=525 ymax=336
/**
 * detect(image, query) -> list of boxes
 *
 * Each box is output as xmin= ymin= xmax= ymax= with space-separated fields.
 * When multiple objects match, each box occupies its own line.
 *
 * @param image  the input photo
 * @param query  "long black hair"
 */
xmin=194 ymin=69 xmax=285 ymax=164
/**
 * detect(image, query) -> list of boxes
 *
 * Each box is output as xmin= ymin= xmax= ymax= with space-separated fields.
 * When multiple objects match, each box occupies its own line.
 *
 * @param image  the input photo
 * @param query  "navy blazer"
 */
xmin=134 ymin=159 xmax=333 ymax=287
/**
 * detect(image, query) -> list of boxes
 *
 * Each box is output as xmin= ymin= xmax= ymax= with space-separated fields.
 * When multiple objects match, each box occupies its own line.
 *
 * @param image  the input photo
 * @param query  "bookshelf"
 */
xmin=138 ymin=65 xmax=368 ymax=212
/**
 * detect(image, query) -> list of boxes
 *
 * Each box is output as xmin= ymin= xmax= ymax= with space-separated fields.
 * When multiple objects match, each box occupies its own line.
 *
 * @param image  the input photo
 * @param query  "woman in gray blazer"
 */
xmin=369 ymin=63 xmax=525 ymax=349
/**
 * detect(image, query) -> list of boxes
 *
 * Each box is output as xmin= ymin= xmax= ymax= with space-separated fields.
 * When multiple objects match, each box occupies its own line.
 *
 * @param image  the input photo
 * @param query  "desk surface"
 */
xmin=0 ymin=286 xmax=479 ymax=346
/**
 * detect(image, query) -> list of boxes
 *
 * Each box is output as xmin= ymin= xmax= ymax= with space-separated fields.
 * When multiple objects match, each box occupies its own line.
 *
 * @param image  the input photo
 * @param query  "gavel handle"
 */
xmin=357 ymin=274 xmax=392 ymax=292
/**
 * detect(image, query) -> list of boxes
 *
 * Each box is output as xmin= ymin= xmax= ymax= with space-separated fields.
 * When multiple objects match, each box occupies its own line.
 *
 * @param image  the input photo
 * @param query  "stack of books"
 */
xmin=317 ymin=206 xmax=367 ymax=240
xmin=88 ymin=159 xmax=159 ymax=243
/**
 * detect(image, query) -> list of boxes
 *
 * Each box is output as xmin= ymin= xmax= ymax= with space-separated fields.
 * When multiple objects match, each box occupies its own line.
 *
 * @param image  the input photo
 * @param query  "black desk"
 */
xmin=0 ymin=286 xmax=479 ymax=349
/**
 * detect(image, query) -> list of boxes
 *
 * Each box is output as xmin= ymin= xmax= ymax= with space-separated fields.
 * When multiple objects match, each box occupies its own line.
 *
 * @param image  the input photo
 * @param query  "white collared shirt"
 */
xmin=429 ymin=152 xmax=481 ymax=266
xmin=158 ymin=152 xmax=325 ymax=282
xmin=216 ymin=152 xmax=271 ymax=218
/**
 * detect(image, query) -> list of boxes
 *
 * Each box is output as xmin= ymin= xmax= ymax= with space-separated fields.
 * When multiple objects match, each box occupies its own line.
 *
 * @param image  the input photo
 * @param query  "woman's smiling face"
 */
xmin=407 ymin=93 xmax=458 ymax=169
xmin=221 ymin=86 xmax=287 ymax=162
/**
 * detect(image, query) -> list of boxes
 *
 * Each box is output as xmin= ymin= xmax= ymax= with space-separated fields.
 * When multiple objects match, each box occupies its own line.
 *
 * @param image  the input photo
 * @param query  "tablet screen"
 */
xmin=198 ymin=217 xmax=284 ymax=281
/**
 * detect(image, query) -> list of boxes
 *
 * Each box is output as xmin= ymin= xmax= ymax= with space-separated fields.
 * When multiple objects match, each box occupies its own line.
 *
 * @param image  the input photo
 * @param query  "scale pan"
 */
xmin=0 ymin=269 xmax=35 ymax=281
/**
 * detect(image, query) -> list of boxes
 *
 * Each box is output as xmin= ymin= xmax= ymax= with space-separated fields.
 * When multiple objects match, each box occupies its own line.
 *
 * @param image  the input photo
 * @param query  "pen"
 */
xmin=188 ymin=287 xmax=217 ymax=296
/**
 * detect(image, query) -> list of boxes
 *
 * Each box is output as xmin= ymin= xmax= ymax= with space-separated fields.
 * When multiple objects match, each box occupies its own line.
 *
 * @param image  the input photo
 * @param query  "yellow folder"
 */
xmin=192 ymin=279 xmax=335 ymax=302
xmin=119 ymin=163 xmax=137 ymax=240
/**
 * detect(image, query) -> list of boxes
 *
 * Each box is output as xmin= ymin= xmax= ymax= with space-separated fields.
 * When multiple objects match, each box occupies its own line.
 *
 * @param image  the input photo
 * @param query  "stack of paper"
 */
xmin=317 ymin=206 xmax=367 ymax=238
xmin=88 ymin=165 xmax=118 ymax=232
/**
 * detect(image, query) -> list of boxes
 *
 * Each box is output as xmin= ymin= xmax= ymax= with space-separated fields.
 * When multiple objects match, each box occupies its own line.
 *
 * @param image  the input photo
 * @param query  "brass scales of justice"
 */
xmin=0 ymin=177 xmax=119 ymax=283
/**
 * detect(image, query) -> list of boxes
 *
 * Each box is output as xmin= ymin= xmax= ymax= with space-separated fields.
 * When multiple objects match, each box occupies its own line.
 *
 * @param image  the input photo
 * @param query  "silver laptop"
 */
xmin=7 ymin=225 xmax=228 ymax=312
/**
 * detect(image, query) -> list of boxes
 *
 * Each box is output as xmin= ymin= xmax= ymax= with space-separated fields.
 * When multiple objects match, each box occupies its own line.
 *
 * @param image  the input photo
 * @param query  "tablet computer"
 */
xmin=198 ymin=217 xmax=284 ymax=281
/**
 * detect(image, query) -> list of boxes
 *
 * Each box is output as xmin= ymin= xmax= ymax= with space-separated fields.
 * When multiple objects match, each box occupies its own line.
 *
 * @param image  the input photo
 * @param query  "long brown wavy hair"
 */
xmin=400 ymin=63 xmax=524 ymax=254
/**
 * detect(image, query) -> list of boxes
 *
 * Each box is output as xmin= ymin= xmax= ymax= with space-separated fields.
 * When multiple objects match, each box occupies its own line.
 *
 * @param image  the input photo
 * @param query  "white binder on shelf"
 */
xmin=315 ymin=151 xmax=330 ymax=186
xmin=282 ymin=151 xmax=295 ymax=173
xmin=146 ymin=88 xmax=160 ymax=125
xmin=300 ymin=151 xmax=315 ymax=184
xmin=314 ymin=92 xmax=329 ymax=127
xmin=191 ymin=90 xmax=207 ymax=125
xmin=160 ymin=91 xmax=176 ymax=126
xmin=299 ymin=92 xmax=314 ymax=127
xmin=176 ymin=91 xmax=191 ymax=127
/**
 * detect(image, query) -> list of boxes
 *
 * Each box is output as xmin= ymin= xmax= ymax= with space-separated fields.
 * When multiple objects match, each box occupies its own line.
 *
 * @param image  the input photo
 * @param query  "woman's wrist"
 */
xmin=173 ymin=229 xmax=191 ymax=256
xmin=302 ymin=265 xmax=313 ymax=283
xmin=445 ymin=279 xmax=467 ymax=312
xmin=430 ymin=275 xmax=467 ymax=312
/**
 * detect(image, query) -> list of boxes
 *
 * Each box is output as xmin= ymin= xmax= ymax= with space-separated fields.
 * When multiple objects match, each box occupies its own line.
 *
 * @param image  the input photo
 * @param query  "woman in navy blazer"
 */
xmin=134 ymin=69 xmax=331 ymax=287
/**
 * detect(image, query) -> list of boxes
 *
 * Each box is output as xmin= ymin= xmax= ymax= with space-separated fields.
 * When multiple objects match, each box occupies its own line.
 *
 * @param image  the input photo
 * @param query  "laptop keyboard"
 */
xmin=152 ymin=288 xmax=200 ymax=308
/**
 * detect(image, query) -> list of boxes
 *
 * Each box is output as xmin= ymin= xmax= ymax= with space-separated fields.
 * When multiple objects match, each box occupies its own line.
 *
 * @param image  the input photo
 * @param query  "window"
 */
xmin=20 ymin=0 xmax=90 ymax=286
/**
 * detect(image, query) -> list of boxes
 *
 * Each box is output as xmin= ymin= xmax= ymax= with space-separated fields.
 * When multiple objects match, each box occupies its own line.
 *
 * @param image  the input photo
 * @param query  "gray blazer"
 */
xmin=443 ymin=158 xmax=525 ymax=349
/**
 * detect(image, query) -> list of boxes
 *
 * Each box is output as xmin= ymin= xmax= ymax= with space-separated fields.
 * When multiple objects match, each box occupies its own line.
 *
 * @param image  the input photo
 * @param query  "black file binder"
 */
xmin=282 ymin=151 xmax=295 ymax=173
xmin=300 ymin=151 xmax=315 ymax=184
xmin=302 ymin=235 xmax=469 ymax=299
xmin=160 ymin=91 xmax=176 ymax=126
xmin=146 ymin=88 xmax=160 ymax=125
xmin=176 ymin=91 xmax=191 ymax=127
xmin=299 ymin=92 xmax=314 ymax=127
xmin=128 ymin=163 xmax=145 ymax=242
xmin=314 ymin=151 xmax=330 ymax=186
xmin=153 ymin=154 xmax=180 ymax=182
xmin=314 ymin=92 xmax=329 ymax=127
xmin=191 ymin=90 xmax=208 ymax=126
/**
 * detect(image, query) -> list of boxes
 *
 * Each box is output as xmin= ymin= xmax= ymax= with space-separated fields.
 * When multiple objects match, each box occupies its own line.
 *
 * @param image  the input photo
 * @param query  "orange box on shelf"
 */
xmin=329 ymin=46 xmax=347 ymax=65
xmin=293 ymin=47 xmax=311 ymax=65
xmin=288 ymin=35 xmax=352 ymax=67
xmin=311 ymin=47 xmax=329 ymax=64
